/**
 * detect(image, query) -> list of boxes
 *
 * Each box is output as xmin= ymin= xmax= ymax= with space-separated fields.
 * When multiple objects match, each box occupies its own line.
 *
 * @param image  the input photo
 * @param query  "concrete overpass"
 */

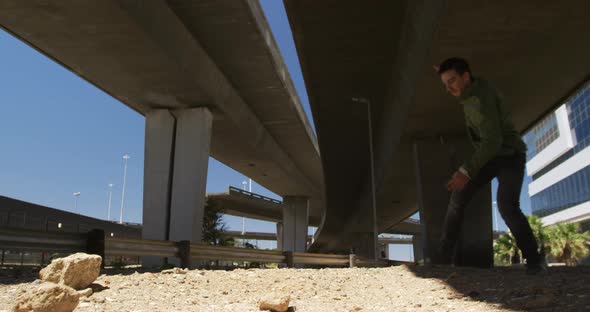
xmin=0 ymin=0 xmax=326 ymax=265
xmin=284 ymin=0 xmax=590 ymax=265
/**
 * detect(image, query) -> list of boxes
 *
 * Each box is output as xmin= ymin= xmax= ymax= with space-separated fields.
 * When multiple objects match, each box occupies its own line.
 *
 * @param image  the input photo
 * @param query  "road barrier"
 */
xmin=0 ymin=227 xmax=389 ymax=268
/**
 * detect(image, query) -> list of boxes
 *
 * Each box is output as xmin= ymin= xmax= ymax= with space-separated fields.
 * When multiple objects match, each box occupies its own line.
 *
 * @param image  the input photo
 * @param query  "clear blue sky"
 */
xmin=0 ymin=1 xmax=532 ymax=256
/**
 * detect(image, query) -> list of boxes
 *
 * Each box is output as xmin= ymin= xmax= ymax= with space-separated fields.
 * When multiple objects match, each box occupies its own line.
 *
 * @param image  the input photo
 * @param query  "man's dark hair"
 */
xmin=437 ymin=57 xmax=472 ymax=76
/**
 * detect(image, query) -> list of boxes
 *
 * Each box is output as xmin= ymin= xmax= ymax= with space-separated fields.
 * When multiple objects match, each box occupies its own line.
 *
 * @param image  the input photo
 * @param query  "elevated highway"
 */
xmin=0 ymin=0 xmax=325 ymax=265
xmin=284 ymin=0 xmax=590 ymax=263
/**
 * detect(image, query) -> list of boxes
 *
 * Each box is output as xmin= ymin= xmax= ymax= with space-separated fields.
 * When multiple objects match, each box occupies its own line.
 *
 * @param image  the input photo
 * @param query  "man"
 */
xmin=436 ymin=57 xmax=544 ymax=274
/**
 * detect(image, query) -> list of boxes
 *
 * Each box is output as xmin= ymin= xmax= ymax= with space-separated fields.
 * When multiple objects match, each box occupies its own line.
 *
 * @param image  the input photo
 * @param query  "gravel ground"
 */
xmin=1 ymin=264 xmax=589 ymax=311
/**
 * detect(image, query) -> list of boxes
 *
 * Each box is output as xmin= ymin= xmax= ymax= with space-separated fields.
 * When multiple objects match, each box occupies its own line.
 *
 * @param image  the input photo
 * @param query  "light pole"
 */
xmin=241 ymin=181 xmax=247 ymax=239
xmin=352 ymin=96 xmax=378 ymax=261
xmin=492 ymin=201 xmax=499 ymax=232
xmin=73 ymin=192 xmax=81 ymax=214
xmin=107 ymin=183 xmax=113 ymax=221
xmin=119 ymin=154 xmax=130 ymax=224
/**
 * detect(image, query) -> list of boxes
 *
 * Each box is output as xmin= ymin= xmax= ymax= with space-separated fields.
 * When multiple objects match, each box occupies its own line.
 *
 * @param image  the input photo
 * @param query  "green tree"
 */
xmin=202 ymin=198 xmax=234 ymax=246
xmin=527 ymin=215 xmax=549 ymax=258
xmin=494 ymin=233 xmax=521 ymax=265
xmin=545 ymin=222 xmax=590 ymax=266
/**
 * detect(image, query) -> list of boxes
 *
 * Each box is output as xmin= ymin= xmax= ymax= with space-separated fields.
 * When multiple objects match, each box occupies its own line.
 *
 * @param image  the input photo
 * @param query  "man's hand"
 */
xmin=447 ymin=170 xmax=470 ymax=192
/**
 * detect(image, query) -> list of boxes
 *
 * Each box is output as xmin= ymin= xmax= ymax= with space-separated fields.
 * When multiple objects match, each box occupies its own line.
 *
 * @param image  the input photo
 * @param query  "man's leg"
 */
xmin=440 ymin=165 xmax=496 ymax=263
xmin=496 ymin=154 xmax=541 ymax=266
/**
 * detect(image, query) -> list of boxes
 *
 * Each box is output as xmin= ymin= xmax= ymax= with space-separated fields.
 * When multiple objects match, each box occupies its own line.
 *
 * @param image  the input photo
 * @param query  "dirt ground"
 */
xmin=1 ymin=264 xmax=589 ymax=312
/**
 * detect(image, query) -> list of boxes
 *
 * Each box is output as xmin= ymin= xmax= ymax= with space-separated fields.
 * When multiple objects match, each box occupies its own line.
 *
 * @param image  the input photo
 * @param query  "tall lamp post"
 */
xmin=73 ymin=192 xmax=81 ymax=214
xmin=107 ymin=183 xmax=114 ymax=221
xmin=492 ymin=201 xmax=499 ymax=232
xmin=119 ymin=154 xmax=130 ymax=224
xmin=241 ymin=181 xmax=248 ymax=241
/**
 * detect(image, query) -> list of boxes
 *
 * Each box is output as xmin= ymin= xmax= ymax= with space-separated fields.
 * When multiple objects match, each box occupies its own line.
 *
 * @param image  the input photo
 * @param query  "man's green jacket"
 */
xmin=459 ymin=77 xmax=527 ymax=177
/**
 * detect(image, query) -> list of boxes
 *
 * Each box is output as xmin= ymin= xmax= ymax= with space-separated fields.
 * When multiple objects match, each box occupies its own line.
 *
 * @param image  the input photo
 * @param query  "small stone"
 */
xmin=92 ymin=296 xmax=105 ymax=303
xmin=13 ymin=282 xmax=79 ymax=312
xmin=258 ymin=295 xmax=290 ymax=312
xmin=77 ymin=288 xmax=93 ymax=298
xmin=161 ymin=268 xmax=188 ymax=275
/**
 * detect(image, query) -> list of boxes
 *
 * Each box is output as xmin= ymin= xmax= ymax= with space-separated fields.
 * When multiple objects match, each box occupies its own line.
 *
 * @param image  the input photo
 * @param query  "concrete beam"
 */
xmin=276 ymin=222 xmax=284 ymax=251
xmin=281 ymin=196 xmax=308 ymax=252
xmin=141 ymin=108 xmax=212 ymax=267
xmin=168 ymin=108 xmax=213 ymax=243
xmin=118 ymin=0 xmax=320 ymax=199
xmin=142 ymin=110 xmax=175 ymax=266
xmin=412 ymin=234 xmax=423 ymax=263
xmin=413 ymin=139 xmax=492 ymax=267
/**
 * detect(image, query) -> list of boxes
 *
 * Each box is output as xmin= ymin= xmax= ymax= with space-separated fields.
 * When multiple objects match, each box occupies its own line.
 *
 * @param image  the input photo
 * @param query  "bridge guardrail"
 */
xmin=0 ymin=227 xmax=389 ymax=268
xmin=0 ymin=228 xmax=86 ymax=253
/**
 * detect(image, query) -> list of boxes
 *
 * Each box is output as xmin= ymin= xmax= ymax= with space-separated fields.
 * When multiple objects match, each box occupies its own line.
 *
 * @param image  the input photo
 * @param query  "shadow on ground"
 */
xmin=405 ymin=264 xmax=590 ymax=311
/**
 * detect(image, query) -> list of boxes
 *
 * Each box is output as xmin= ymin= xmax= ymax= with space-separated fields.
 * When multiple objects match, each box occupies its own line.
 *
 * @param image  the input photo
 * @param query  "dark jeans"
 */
xmin=440 ymin=152 xmax=541 ymax=265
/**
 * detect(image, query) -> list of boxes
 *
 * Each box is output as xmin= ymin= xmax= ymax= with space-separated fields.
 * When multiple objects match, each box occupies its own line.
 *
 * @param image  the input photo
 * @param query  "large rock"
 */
xmin=13 ymin=282 xmax=79 ymax=312
xmin=39 ymin=253 xmax=102 ymax=290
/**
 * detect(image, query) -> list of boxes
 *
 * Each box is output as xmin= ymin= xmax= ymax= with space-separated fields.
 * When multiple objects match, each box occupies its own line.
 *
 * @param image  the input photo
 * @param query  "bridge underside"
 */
xmin=284 ymin=0 xmax=590 ymax=259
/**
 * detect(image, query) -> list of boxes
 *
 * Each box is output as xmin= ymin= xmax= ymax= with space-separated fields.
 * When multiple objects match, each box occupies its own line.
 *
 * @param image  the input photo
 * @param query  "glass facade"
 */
xmin=568 ymin=84 xmax=590 ymax=153
xmin=531 ymin=164 xmax=590 ymax=217
xmin=529 ymin=82 xmax=590 ymax=217
xmin=523 ymin=113 xmax=560 ymax=161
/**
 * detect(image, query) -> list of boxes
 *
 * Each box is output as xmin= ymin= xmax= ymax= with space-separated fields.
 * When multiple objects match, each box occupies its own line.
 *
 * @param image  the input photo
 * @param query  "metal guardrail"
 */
xmin=0 ymin=227 xmax=389 ymax=268
xmin=191 ymin=244 xmax=285 ymax=263
xmin=228 ymin=186 xmax=282 ymax=204
xmin=0 ymin=228 xmax=86 ymax=253
xmin=105 ymin=237 xmax=178 ymax=258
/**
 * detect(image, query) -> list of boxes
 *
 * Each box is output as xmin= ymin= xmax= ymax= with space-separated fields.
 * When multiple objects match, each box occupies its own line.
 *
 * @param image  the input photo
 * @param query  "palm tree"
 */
xmin=527 ymin=215 xmax=549 ymax=258
xmin=545 ymin=222 xmax=590 ymax=266
xmin=494 ymin=233 xmax=520 ymax=265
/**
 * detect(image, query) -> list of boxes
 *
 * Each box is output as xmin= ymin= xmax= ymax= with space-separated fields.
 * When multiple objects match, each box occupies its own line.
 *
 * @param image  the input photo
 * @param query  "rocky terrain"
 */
xmin=1 ymin=264 xmax=589 ymax=311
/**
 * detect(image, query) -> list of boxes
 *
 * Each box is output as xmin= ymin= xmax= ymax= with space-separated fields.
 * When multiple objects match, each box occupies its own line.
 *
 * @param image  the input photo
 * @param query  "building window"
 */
xmin=531 ymin=164 xmax=590 ymax=217
xmin=568 ymin=83 xmax=590 ymax=154
xmin=524 ymin=113 xmax=560 ymax=161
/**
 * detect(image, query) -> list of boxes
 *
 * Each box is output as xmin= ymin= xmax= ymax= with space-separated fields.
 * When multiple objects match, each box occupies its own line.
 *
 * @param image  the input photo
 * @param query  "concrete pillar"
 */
xmin=141 ymin=107 xmax=213 ymax=267
xmin=379 ymin=243 xmax=389 ymax=260
xmin=142 ymin=110 xmax=175 ymax=267
xmin=281 ymin=196 xmax=309 ymax=252
xmin=168 ymin=108 xmax=213 ymax=243
xmin=413 ymin=139 xmax=493 ymax=268
xmin=412 ymin=234 xmax=423 ymax=263
xmin=276 ymin=222 xmax=284 ymax=251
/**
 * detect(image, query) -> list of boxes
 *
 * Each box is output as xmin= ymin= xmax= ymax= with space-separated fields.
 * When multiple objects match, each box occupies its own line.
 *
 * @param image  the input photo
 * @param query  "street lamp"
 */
xmin=119 ymin=154 xmax=130 ymax=224
xmin=241 ymin=180 xmax=248 ymax=238
xmin=73 ymin=192 xmax=81 ymax=213
xmin=492 ymin=201 xmax=499 ymax=232
xmin=107 ymin=183 xmax=114 ymax=221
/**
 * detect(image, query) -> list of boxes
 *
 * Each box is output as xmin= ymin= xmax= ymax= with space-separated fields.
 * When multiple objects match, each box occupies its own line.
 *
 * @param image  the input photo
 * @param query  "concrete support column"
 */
xmin=168 ymin=108 xmax=213 ymax=243
xmin=276 ymin=222 xmax=284 ymax=251
xmin=281 ymin=196 xmax=309 ymax=252
xmin=141 ymin=107 xmax=213 ymax=267
xmin=412 ymin=234 xmax=423 ymax=263
xmin=413 ymin=139 xmax=493 ymax=268
xmin=142 ymin=110 xmax=175 ymax=267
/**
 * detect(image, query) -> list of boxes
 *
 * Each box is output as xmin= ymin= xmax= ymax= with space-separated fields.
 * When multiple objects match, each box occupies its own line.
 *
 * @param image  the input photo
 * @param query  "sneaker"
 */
xmin=525 ymin=259 xmax=547 ymax=275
